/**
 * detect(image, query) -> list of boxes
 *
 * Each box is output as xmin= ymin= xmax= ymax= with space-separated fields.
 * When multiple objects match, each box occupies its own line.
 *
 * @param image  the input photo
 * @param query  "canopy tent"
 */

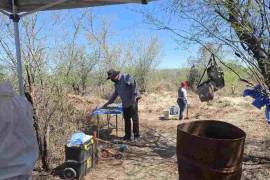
xmin=0 ymin=0 xmax=150 ymax=96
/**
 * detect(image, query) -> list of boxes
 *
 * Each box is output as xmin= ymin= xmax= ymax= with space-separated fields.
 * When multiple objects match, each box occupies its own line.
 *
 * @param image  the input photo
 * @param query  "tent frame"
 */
xmin=0 ymin=0 xmax=148 ymax=96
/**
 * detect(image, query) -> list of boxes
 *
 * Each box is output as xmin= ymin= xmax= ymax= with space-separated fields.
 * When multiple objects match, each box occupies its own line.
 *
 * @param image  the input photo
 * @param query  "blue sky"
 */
xmin=90 ymin=1 xmax=196 ymax=69
xmin=22 ymin=1 xmax=199 ymax=69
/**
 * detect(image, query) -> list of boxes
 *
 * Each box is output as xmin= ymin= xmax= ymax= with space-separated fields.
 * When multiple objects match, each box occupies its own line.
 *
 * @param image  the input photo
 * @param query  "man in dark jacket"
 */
xmin=103 ymin=69 xmax=141 ymax=141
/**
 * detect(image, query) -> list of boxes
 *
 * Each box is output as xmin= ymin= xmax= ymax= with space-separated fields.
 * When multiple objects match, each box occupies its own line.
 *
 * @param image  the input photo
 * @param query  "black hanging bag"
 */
xmin=207 ymin=55 xmax=225 ymax=89
xmin=197 ymin=81 xmax=215 ymax=102
xmin=197 ymin=54 xmax=225 ymax=102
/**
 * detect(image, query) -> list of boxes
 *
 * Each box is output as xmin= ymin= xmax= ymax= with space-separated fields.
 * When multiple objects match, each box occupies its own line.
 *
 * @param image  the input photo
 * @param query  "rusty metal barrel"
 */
xmin=177 ymin=120 xmax=246 ymax=180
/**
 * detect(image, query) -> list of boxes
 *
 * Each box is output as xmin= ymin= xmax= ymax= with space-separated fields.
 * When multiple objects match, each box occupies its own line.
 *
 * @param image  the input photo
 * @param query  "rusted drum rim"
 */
xmin=177 ymin=120 xmax=246 ymax=141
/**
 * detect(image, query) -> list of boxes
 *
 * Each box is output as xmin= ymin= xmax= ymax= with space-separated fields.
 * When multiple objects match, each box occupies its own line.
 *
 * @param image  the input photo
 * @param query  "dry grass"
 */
xmin=33 ymin=90 xmax=270 ymax=180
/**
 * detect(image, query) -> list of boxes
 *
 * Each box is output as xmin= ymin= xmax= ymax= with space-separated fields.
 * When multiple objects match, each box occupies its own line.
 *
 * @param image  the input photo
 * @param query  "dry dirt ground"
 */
xmin=34 ymin=91 xmax=270 ymax=180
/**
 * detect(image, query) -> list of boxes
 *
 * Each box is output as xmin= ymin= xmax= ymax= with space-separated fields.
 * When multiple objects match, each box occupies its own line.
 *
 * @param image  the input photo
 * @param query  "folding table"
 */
xmin=91 ymin=107 xmax=123 ymax=137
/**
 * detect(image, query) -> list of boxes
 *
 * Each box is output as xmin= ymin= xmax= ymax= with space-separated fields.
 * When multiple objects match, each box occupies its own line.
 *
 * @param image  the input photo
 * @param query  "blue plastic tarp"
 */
xmin=92 ymin=107 xmax=123 ymax=115
xmin=69 ymin=132 xmax=92 ymax=145
xmin=266 ymin=105 xmax=270 ymax=124
xmin=243 ymin=85 xmax=270 ymax=124
xmin=243 ymin=85 xmax=270 ymax=109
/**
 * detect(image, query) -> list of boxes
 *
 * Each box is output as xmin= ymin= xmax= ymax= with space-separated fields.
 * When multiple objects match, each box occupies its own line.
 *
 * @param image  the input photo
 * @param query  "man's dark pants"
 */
xmin=123 ymin=103 xmax=139 ymax=138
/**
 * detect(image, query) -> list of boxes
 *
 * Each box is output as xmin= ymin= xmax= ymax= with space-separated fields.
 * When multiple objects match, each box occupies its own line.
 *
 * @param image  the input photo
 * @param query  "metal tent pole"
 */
xmin=12 ymin=15 xmax=24 ymax=96
xmin=9 ymin=0 xmax=24 ymax=96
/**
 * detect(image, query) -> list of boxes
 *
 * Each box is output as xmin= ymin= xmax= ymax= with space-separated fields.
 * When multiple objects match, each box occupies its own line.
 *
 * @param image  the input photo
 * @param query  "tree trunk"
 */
xmin=25 ymin=65 xmax=51 ymax=171
xmin=81 ymin=77 xmax=87 ymax=96
xmin=41 ymin=124 xmax=50 ymax=171
xmin=72 ymin=83 xmax=80 ymax=95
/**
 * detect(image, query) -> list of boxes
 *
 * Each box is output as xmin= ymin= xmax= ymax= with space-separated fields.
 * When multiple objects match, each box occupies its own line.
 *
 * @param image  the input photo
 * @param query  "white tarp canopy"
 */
xmin=0 ymin=0 xmax=150 ymax=96
xmin=0 ymin=0 xmax=148 ymax=13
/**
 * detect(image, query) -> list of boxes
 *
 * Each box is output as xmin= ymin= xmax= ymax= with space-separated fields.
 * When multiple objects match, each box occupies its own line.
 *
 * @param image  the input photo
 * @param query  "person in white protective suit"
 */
xmin=0 ymin=81 xmax=39 ymax=180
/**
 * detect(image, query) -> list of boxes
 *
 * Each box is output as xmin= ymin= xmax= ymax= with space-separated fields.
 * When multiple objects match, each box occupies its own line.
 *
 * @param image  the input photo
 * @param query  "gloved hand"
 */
xmin=136 ymin=96 xmax=141 ymax=102
xmin=102 ymin=103 xmax=109 ymax=109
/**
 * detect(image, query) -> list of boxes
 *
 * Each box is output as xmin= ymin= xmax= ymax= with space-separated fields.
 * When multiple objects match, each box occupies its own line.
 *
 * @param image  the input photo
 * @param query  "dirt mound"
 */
xmin=67 ymin=94 xmax=105 ymax=113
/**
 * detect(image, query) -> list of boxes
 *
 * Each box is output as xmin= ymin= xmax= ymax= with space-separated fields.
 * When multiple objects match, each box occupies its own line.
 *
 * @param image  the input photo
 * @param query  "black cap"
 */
xmin=107 ymin=69 xmax=120 ymax=80
xmin=142 ymin=0 xmax=148 ymax=4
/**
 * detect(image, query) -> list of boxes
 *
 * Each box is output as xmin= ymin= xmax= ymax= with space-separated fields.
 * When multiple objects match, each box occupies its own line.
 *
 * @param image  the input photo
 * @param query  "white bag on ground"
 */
xmin=0 ymin=81 xmax=39 ymax=179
